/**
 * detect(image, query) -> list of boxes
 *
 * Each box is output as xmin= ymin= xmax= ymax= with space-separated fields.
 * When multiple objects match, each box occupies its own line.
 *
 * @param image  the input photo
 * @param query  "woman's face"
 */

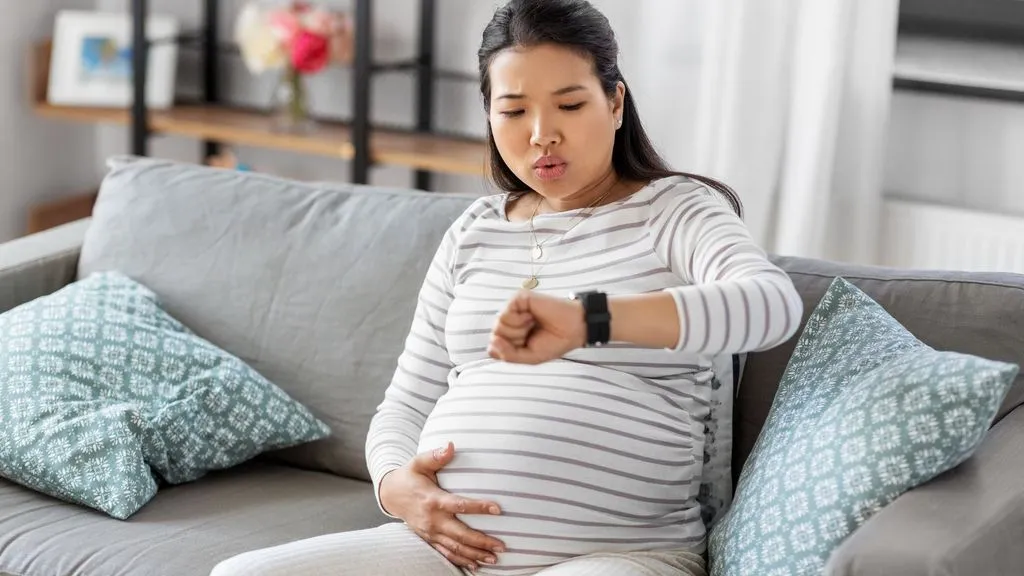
xmin=487 ymin=43 xmax=624 ymax=202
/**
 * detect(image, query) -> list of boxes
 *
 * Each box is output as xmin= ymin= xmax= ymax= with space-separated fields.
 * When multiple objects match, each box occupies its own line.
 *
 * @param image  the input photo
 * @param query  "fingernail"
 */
xmin=489 ymin=505 xmax=500 ymax=514
xmin=485 ymin=556 xmax=497 ymax=564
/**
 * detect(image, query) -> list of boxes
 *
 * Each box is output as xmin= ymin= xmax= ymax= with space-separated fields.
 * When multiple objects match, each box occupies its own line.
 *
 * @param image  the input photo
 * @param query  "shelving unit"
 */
xmin=892 ymin=4 xmax=1024 ymax=103
xmin=31 ymin=0 xmax=488 ymax=191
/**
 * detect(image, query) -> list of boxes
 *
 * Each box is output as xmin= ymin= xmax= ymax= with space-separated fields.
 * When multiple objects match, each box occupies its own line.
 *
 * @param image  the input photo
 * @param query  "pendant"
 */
xmin=522 ymin=277 xmax=539 ymax=290
xmin=532 ymin=244 xmax=544 ymax=260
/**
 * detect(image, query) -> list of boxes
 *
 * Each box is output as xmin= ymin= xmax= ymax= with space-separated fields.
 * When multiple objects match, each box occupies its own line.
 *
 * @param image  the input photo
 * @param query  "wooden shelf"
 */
xmin=29 ymin=40 xmax=487 ymax=177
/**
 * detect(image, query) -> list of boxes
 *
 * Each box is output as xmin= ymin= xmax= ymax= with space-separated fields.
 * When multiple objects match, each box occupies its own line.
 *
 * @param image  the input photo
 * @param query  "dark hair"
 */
xmin=478 ymin=0 xmax=743 ymax=218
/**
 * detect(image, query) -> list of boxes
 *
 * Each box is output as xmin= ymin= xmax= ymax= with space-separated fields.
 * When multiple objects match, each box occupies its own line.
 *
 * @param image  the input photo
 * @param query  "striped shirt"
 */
xmin=366 ymin=176 xmax=802 ymax=574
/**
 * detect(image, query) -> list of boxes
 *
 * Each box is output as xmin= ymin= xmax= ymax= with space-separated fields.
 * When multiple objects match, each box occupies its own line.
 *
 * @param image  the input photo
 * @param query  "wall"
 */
xmin=91 ymin=0 xmax=707 ymax=194
xmin=884 ymin=90 xmax=1024 ymax=217
xmin=0 ymin=0 xmax=99 ymax=242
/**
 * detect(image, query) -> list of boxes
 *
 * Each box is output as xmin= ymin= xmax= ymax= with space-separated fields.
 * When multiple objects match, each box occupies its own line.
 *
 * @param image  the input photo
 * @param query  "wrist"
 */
xmin=572 ymin=291 xmax=611 ymax=347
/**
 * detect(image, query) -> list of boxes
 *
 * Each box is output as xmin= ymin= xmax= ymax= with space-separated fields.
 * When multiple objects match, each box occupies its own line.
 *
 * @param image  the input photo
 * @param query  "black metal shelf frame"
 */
xmin=129 ymin=0 xmax=464 ymax=190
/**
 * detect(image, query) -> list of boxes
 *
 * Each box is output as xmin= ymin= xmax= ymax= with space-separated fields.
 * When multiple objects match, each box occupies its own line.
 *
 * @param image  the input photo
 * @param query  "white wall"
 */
xmin=0 ymin=0 xmax=99 ymax=242
xmin=91 ymin=0 xmax=707 ymax=193
xmin=884 ymin=91 xmax=1024 ymax=217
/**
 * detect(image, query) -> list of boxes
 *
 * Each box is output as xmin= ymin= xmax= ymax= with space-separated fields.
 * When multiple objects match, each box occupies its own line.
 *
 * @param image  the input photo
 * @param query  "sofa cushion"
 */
xmin=0 ymin=463 xmax=389 ymax=576
xmin=0 ymin=270 xmax=329 ymax=520
xmin=735 ymin=256 xmax=1024 ymax=483
xmin=710 ymin=277 xmax=1017 ymax=576
xmin=77 ymin=157 xmax=479 ymax=481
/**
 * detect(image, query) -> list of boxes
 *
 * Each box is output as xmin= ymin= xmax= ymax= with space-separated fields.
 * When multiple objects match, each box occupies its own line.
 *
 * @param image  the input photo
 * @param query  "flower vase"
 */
xmin=271 ymin=66 xmax=315 ymax=133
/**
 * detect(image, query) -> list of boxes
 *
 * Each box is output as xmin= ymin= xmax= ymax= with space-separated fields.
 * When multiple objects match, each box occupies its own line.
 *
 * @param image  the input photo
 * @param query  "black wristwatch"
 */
xmin=572 ymin=291 xmax=611 ymax=347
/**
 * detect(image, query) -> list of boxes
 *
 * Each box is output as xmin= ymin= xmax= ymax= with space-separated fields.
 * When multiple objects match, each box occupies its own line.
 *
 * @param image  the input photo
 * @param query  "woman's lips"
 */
xmin=533 ymin=155 xmax=568 ymax=181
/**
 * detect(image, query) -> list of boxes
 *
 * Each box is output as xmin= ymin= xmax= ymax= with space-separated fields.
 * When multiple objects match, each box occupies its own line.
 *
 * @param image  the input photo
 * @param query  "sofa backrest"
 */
xmin=735 ymin=255 xmax=1024 ymax=486
xmin=78 ymin=156 xmax=479 ymax=481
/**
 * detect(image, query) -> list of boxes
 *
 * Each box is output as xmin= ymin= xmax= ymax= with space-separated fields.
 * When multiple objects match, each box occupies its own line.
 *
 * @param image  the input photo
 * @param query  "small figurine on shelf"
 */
xmin=235 ymin=1 xmax=353 ymax=133
xmin=206 ymin=149 xmax=254 ymax=172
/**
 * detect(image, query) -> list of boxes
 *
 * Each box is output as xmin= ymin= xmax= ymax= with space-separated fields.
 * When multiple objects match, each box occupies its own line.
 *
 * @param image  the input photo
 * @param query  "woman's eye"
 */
xmin=561 ymin=102 xmax=586 ymax=111
xmin=499 ymin=110 xmax=525 ymax=118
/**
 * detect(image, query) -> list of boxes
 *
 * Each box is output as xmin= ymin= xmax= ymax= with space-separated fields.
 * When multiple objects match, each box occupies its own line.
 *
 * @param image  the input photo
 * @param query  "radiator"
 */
xmin=880 ymin=198 xmax=1024 ymax=274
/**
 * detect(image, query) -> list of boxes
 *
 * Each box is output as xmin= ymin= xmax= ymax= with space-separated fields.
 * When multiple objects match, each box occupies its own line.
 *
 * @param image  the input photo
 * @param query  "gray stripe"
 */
xmin=396 ymin=365 xmax=447 ymax=389
xmin=503 ymin=549 xmax=578 ymax=559
xmin=769 ymin=277 xmax=793 ymax=346
xmin=419 ymin=429 xmax=692 ymax=466
xmin=455 ymin=233 xmax=651 ymax=273
xmin=420 ymin=296 xmax=449 ymax=317
xmin=465 ymin=250 xmax=659 ymax=282
xmin=404 ymin=350 xmax=450 ymax=371
xmin=448 ymin=346 xmax=489 ymax=356
xmin=697 ymin=289 xmax=711 ymax=353
xmin=477 ymin=369 xmax=695 ymax=415
xmin=654 ymin=196 xmax=705 ymax=263
xmin=446 ymin=327 xmax=493 ymax=336
xmin=542 ymin=220 xmax=648 ymax=248
xmin=444 ymin=488 xmax=689 ymax=521
xmin=442 ymin=468 xmax=690 ymax=505
xmin=637 ymin=376 xmax=711 ymax=408
xmin=442 ymin=395 xmax=689 ymax=437
xmin=390 ymin=381 xmax=438 ymax=405
xmin=423 ymin=277 xmax=452 ymax=301
xmin=428 ymin=411 xmax=692 ymax=445
xmin=453 ymin=448 xmax=693 ymax=485
xmin=448 ymin=309 xmax=501 ymax=318
xmin=718 ymin=284 xmax=731 ymax=352
xmin=497 ymin=509 xmax=704 ymax=530
xmin=474 ymin=565 xmax=555 ymax=573
xmin=485 ymin=530 xmax=698 ymax=545
xmin=679 ymin=205 xmax=720 ymax=273
xmin=534 ymin=265 xmax=669 ymax=287
xmin=713 ymin=253 xmax=769 ymax=281
xmin=413 ymin=312 xmax=446 ymax=335
xmin=755 ymin=281 xmax=771 ymax=347
xmin=740 ymin=286 xmax=752 ymax=351
xmin=678 ymin=291 xmax=692 ymax=351
xmin=462 ymin=381 xmax=686 ymax=425
xmin=388 ymin=398 xmax=429 ymax=419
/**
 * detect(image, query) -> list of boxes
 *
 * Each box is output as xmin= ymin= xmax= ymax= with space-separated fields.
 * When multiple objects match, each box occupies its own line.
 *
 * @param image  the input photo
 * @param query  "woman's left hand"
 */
xmin=488 ymin=290 xmax=587 ymax=364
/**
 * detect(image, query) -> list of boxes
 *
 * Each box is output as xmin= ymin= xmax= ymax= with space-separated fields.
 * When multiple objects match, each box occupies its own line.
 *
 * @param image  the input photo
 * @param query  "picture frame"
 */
xmin=47 ymin=10 xmax=180 ymax=110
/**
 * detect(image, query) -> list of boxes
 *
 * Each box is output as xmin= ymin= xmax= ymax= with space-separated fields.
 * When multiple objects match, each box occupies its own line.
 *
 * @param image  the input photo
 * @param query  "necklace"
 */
xmin=522 ymin=186 xmax=617 ymax=290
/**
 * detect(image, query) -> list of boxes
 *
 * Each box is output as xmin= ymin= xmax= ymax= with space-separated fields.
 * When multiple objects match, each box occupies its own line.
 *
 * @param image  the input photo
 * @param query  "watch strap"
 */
xmin=575 ymin=291 xmax=611 ymax=346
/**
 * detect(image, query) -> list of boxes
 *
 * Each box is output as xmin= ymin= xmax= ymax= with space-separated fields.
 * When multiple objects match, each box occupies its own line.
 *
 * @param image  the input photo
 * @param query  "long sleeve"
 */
xmin=365 ymin=219 xmax=459 ymax=517
xmin=651 ymin=182 xmax=803 ymax=355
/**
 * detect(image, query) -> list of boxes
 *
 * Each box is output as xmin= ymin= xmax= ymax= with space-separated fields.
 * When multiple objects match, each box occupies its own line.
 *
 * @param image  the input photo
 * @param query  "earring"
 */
xmin=616 ymin=117 xmax=623 ymax=129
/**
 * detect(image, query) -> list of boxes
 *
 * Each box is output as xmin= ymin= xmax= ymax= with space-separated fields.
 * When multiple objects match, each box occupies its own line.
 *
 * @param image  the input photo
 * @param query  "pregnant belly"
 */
xmin=417 ymin=379 xmax=704 ymax=574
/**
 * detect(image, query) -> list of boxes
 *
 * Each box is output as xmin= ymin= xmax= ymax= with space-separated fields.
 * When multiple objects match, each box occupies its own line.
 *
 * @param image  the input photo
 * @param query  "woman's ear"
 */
xmin=613 ymin=81 xmax=626 ymax=120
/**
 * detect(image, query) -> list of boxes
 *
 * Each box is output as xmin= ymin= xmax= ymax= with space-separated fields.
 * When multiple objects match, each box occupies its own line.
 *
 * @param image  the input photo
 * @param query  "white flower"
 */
xmin=235 ymin=3 xmax=287 ymax=74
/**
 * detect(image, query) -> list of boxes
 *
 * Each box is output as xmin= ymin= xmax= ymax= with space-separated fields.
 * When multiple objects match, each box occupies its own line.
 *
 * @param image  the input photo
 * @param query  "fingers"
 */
xmin=493 ymin=308 xmax=535 ymax=347
xmin=432 ymin=541 xmax=480 ymax=572
xmin=438 ymin=493 xmax=502 ymax=516
xmin=435 ymin=532 xmax=499 ymax=568
xmin=442 ymin=517 xmax=507 ymax=555
xmin=413 ymin=441 xmax=455 ymax=473
xmin=488 ymin=335 xmax=544 ymax=365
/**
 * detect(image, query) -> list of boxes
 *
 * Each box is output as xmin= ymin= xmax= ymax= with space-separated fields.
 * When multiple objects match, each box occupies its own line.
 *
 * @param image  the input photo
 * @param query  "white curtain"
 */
xmin=683 ymin=0 xmax=901 ymax=264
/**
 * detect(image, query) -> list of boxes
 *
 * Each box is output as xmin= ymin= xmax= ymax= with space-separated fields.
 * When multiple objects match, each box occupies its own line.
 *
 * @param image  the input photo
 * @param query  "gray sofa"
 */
xmin=1 ymin=157 xmax=1022 ymax=576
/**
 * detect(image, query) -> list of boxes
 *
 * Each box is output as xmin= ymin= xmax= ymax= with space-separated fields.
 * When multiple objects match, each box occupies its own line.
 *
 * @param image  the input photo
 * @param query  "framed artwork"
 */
xmin=47 ymin=10 xmax=180 ymax=109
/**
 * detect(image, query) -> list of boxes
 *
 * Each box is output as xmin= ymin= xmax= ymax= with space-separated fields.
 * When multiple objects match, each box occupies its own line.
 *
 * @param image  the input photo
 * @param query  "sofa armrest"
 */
xmin=0 ymin=218 xmax=90 ymax=314
xmin=826 ymin=405 xmax=1024 ymax=576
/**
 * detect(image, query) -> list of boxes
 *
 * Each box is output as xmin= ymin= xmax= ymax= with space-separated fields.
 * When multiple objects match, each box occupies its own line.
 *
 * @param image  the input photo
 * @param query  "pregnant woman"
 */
xmin=212 ymin=0 xmax=801 ymax=574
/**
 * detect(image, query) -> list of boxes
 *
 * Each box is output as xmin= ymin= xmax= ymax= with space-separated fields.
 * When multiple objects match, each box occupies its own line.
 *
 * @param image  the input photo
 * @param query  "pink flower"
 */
xmin=291 ymin=30 xmax=330 ymax=74
xmin=269 ymin=9 xmax=301 ymax=43
xmin=303 ymin=10 xmax=336 ymax=36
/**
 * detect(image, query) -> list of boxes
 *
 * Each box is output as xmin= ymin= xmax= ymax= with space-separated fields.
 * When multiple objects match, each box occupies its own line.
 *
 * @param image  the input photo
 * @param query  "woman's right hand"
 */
xmin=379 ymin=442 xmax=506 ymax=571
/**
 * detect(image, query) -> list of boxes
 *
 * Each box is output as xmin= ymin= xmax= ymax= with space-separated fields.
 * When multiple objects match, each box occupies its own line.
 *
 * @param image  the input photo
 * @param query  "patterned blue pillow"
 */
xmin=708 ymin=277 xmax=1018 ymax=576
xmin=0 ymin=272 xmax=330 ymax=519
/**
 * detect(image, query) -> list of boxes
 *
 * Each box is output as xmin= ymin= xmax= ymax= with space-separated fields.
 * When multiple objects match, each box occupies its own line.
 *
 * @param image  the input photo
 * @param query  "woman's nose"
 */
xmin=530 ymin=115 xmax=561 ymax=148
